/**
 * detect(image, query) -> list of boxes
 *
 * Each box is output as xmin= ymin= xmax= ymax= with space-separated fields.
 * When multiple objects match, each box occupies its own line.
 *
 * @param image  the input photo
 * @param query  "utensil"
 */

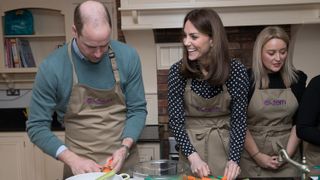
xmin=65 ymin=172 xmax=130 ymax=180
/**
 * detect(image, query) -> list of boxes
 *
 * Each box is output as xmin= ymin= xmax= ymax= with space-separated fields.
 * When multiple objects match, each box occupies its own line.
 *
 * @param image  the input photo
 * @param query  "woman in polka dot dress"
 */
xmin=168 ymin=8 xmax=249 ymax=180
xmin=239 ymin=26 xmax=307 ymax=178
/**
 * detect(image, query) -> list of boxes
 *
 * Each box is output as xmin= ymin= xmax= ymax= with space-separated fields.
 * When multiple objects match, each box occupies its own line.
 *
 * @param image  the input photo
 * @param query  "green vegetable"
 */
xmin=96 ymin=170 xmax=116 ymax=180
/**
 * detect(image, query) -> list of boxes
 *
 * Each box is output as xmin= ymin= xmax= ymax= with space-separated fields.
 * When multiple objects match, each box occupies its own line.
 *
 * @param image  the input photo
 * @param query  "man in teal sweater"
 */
xmin=26 ymin=0 xmax=147 ymax=178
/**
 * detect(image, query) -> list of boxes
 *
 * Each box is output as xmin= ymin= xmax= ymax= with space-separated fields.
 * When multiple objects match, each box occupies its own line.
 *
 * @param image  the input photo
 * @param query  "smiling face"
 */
xmin=183 ymin=20 xmax=212 ymax=61
xmin=261 ymin=38 xmax=288 ymax=73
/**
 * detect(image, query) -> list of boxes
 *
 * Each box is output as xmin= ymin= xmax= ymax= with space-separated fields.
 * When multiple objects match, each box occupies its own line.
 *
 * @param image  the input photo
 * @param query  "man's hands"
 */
xmin=58 ymin=149 xmax=102 ymax=175
xmin=105 ymin=138 xmax=133 ymax=173
xmin=105 ymin=145 xmax=129 ymax=172
xmin=188 ymin=152 xmax=211 ymax=177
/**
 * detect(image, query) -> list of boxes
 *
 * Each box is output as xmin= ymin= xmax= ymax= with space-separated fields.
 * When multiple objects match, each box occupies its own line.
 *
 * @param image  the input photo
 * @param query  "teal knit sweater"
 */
xmin=26 ymin=39 xmax=147 ymax=158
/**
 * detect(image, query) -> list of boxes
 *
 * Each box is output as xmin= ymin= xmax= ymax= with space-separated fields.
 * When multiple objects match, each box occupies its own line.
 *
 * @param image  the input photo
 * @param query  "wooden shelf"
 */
xmin=0 ymin=7 xmax=66 ymax=89
xmin=0 ymin=68 xmax=37 ymax=74
xmin=4 ymin=34 xmax=66 ymax=38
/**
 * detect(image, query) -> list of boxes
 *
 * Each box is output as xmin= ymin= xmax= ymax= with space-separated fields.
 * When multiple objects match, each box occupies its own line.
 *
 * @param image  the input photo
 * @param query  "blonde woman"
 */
xmin=239 ymin=26 xmax=307 ymax=178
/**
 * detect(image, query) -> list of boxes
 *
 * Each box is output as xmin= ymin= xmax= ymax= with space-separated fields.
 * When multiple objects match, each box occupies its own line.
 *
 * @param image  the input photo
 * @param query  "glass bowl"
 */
xmin=131 ymin=159 xmax=189 ymax=180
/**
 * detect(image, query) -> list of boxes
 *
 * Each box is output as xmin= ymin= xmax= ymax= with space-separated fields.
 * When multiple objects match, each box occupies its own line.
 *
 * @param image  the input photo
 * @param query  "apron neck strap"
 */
xmin=67 ymin=42 xmax=121 ymax=85
xmin=108 ymin=45 xmax=120 ymax=83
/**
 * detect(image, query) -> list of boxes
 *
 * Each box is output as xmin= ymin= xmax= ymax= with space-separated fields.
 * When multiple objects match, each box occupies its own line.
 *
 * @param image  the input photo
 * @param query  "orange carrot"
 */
xmin=102 ymin=159 xmax=113 ymax=172
xmin=201 ymin=177 xmax=212 ymax=180
xmin=220 ymin=176 xmax=227 ymax=180
xmin=188 ymin=176 xmax=196 ymax=180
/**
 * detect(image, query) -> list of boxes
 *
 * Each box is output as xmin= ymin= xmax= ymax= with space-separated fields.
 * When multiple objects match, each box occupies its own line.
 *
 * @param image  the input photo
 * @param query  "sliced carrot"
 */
xmin=184 ymin=176 xmax=196 ymax=180
xmin=102 ymin=167 xmax=112 ymax=173
xmin=220 ymin=176 xmax=227 ymax=180
xmin=102 ymin=159 xmax=113 ymax=172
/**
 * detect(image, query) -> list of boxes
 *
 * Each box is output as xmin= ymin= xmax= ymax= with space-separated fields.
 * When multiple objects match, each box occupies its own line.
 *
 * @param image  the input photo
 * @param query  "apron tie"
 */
xmin=195 ymin=123 xmax=229 ymax=162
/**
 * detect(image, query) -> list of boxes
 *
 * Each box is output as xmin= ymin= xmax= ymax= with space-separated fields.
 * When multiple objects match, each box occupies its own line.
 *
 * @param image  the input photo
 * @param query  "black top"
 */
xmin=247 ymin=69 xmax=307 ymax=124
xmin=168 ymin=59 xmax=249 ymax=164
xmin=296 ymin=75 xmax=320 ymax=145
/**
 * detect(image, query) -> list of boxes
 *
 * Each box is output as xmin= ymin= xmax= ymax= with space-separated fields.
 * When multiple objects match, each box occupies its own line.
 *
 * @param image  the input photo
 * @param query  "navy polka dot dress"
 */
xmin=168 ymin=59 xmax=249 ymax=163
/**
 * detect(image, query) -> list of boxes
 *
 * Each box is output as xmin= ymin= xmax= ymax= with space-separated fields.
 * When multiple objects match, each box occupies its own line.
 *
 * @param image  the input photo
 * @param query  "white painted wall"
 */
xmin=292 ymin=24 xmax=320 ymax=83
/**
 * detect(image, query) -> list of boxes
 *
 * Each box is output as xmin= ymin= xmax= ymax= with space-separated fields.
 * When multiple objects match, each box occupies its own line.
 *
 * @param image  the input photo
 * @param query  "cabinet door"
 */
xmin=0 ymin=134 xmax=29 ymax=180
xmin=137 ymin=143 xmax=160 ymax=162
xmin=33 ymin=132 xmax=65 ymax=180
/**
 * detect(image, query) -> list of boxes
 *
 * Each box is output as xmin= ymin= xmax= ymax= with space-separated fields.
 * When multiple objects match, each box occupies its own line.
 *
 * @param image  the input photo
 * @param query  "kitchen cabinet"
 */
xmin=137 ymin=143 xmax=161 ymax=162
xmin=33 ymin=132 xmax=65 ymax=180
xmin=0 ymin=133 xmax=32 ymax=180
xmin=0 ymin=131 xmax=161 ymax=179
xmin=0 ymin=132 xmax=64 ymax=180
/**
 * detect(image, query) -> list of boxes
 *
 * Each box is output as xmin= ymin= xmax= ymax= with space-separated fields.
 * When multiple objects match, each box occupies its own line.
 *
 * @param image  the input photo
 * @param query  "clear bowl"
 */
xmin=131 ymin=159 xmax=189 ymax=180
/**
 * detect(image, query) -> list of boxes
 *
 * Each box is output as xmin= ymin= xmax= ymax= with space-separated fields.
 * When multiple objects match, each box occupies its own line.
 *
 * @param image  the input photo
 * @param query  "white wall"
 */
xmin=292 ymin=24 xmax=320 ymax=83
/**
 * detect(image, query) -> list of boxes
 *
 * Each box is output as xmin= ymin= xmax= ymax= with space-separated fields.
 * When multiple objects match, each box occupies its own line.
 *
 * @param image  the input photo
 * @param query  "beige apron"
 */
xmin=303 ymin=125 xmax=320 ymax=168
xmin=239 ymin=87 xmax=300 ymax=178
xmin=63 ymin=43 xmax=139 ymax=178
xmin=179 ymin=80 xmax=231 ymax=177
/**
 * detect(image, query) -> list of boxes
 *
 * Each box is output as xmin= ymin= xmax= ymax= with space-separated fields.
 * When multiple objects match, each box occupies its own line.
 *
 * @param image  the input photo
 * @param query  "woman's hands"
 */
xmin=253 ymin=152 xmax=280 ymax=169
xmin=223 ymin=160 xmax=240 ymax=180
xmin=187 ymin=153 xmax=241 ymax=180
xmin=188 ymin=152 xmax=210 ymax=177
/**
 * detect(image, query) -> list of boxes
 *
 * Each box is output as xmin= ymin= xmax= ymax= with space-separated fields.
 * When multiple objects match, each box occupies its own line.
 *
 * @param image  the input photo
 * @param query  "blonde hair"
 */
xmin=252 ymin=26 xmax=298 ymax=88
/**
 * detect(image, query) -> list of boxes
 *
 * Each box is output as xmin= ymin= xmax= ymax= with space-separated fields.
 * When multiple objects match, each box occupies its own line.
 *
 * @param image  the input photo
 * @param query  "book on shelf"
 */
xmin=4 ymin=39 xmax=13 ymax=68
xmin=9 ymin=38 xmax=22 ymax=68
xmin=18 ymin=39 xmax=36 ymax=68
xmin=4 ymin=38 xmax=36 ymax=68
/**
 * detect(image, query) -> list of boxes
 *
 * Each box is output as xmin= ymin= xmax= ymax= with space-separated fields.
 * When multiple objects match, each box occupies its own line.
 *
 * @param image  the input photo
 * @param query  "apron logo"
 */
xmin=86 ymin=97 xmax=113 ymax=106
xmin=264 ymin=99 xmax=286 ymax=106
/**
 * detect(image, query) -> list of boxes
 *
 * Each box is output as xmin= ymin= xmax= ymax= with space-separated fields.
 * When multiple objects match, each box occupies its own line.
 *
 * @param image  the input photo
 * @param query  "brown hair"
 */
xmin=73 ymin=0 xmax=112 ymax=36
xmin=180 ymin=8 xmax=230 ymax=85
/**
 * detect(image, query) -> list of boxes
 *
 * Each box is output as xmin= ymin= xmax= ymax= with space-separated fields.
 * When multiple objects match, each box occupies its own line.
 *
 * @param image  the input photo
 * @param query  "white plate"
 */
xmin=66 ymin=172 xmax=130 ymax=180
